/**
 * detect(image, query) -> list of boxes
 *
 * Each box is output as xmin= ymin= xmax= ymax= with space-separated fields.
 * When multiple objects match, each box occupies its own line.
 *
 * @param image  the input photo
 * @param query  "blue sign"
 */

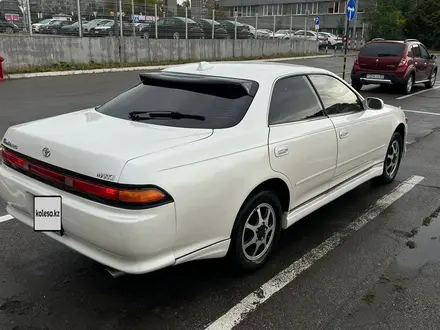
xmin=133 ymin=16 xmax=140 ymax=23
xmin=346 ymin=0 xmax=356 ymax=21
xmin=315 ymin=16 xmax=320 ymax=25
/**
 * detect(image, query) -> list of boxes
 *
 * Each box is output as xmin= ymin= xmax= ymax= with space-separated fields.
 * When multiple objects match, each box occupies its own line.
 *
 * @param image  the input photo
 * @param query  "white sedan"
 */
xmin=0 ymin=62 xmax=407 ymax=276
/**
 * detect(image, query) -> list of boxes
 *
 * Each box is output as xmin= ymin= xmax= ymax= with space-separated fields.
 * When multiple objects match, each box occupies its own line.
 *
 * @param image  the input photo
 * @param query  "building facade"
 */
xmin=218 ymin=0 xmax=372 ymax=37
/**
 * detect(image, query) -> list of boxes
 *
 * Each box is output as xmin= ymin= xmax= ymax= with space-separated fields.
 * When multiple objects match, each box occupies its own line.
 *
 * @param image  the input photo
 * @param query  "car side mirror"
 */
xmin=431 ymin=54 xmax=437 ymax=60
xmin=366 ymin=97 xmax=384 ymax=110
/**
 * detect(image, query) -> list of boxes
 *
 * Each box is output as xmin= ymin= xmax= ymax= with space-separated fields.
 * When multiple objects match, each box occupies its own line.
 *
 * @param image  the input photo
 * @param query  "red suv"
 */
xmin=351 ymin=39 xmax=437 ymax=94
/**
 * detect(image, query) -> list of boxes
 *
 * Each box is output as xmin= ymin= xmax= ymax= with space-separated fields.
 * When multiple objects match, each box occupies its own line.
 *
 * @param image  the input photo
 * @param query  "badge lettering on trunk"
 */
xmin=97 ymin=173 xmax=116 ymax=181
xmin=2 ymin=138 xmax=18 ymax=150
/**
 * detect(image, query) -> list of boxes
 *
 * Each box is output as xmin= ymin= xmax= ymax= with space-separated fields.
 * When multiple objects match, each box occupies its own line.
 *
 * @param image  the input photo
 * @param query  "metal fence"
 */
xmin=0 ymin=0 xmax=356 ymax=42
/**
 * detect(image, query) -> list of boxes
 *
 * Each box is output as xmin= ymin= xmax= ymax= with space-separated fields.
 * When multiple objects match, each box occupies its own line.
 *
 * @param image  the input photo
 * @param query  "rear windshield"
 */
xmin=359 ymin=43 xmax=405 ymax=57
xmin=96 ymin=77 xmax=258 ymax=129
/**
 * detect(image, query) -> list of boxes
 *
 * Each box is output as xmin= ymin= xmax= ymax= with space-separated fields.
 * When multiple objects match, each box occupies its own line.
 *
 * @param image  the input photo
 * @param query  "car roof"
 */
xmin=162 ymin=61 xmax=333 ymax=83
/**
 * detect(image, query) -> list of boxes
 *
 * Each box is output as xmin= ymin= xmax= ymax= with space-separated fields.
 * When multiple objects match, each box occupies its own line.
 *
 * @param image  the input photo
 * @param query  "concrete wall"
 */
xmin=0 ymin=36 xmax=317 ymax=70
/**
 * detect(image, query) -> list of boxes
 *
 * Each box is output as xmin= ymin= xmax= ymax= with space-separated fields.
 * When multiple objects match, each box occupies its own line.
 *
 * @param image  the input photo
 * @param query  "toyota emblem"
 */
xmin=42 ymin=147 xmax=51 ymax=158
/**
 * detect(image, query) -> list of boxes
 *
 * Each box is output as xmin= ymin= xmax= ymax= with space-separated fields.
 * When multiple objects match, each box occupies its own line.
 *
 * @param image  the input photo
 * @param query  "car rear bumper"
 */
xmin=351 ymin=71 xmax=407 ymax=85
xmin=0 ymin=164 xmax=177 ymax=274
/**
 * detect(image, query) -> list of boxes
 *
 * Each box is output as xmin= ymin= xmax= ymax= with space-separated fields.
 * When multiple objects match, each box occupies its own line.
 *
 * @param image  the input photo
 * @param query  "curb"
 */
xmin=6 ymin=54 xmax=335 ymax=80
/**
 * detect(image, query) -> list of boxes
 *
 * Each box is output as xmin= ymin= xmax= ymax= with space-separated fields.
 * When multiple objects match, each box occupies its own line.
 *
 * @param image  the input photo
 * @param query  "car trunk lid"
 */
xmin=1 ymin=108 xmax=213 ymax=183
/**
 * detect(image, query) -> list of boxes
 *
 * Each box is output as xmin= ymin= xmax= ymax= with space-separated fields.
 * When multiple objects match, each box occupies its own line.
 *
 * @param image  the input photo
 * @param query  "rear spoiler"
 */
xmin=139 ymin=71 xmax=259 ymax=98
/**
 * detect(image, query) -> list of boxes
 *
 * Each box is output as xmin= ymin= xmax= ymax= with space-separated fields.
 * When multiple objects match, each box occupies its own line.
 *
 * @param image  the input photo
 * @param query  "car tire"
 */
xmin=403 ymin=73 xmax=414 ymax=94
xmin=143 ymin=32 xmax=149 ymax=39
xmin=229 ymin=190 xmax=283 ymax=273
xmin=352 ymin=79 xmax=363 ymax=91
xmin=425 ymin=69 xmax=437 ymax=88
xmin=374 ymin=132 xmax=403 ymax=185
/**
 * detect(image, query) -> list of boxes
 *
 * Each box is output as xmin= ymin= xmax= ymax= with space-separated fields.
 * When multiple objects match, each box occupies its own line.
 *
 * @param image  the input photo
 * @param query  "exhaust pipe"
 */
xmin=105 ymin=267 xmax=125 ymax=278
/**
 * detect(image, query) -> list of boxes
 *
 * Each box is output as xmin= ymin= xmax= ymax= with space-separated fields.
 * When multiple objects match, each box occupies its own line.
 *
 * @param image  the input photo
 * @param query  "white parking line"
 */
xmin=205 ymin=175 xmax=424 ymax=330
xmin=0 ymin=214 xmax=13 ymax=223
xmin=396 ymin=86 xmax=440 ymax=100
xmin=403 ymin=109 xmax=440 ymax=116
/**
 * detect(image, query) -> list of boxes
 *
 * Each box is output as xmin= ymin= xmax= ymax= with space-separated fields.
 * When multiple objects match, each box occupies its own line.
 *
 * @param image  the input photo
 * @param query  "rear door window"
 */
xmin=96 ymin=73 xmax=259 ymax=129
xmin=359 ymin=43 xmax=405 ymax=57
xmin=412 ymin=45 xmax=421 ymax=58
xmin=269 ymin=75 xmax=324 ymax=125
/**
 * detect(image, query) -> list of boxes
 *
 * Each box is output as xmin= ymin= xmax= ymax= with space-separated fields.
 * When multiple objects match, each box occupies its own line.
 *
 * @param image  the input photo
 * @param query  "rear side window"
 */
xmin=412 ymin=45 xmax=421 ymax=57
xmin=359 ymin=43 xmax=405 ymax=57
xmin=96 ymin=74 xmax=258 ymax=129
xmin=269 ymin=75 xmax=324 ymax=125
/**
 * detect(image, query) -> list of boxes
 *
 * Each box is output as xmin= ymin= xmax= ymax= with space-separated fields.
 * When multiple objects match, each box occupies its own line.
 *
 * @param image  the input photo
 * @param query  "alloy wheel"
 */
xmin=431 ymin=71 xmax=436 ymax=85
xmin=385 ymin=140 xmax=400 ymax=177
xmin=241 ymin=203 xmax=276 ymax=261
xmin=406 ymin=75 xmax=413 ymax=93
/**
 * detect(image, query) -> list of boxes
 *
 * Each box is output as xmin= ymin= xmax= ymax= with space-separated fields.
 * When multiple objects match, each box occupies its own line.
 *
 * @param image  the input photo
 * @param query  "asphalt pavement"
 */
xmin=1 ymin=55 xmax=440 ymax=330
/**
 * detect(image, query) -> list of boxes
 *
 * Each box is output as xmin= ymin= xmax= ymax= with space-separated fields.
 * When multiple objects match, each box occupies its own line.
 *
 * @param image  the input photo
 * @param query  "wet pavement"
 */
xmin=1 ymin=55 xmax=440 ymax=330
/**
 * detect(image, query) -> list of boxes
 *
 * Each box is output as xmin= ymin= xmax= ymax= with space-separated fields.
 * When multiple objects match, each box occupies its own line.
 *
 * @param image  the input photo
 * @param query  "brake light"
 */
xmin=1 ymin=148 xmax=171 ymax=207
xmin=354 ymin=56 xmax=359 ymax=65
xmin=398 ymin=54 xmax=408 ymax=67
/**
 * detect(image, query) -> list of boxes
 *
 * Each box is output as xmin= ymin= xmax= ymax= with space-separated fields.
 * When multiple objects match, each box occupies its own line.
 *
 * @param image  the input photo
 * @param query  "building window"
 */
xmin=282 ymin=4 xmax=292 ymax=15
xmin=243 ymin=6 xmax=253 ymax=16
xmin=296 ymin=3 xmax=302 ymax=15
xmin=311 ymin=2 xmax=319 ymax=14
xmin=327 ymin=1 xmax=346 ymax=14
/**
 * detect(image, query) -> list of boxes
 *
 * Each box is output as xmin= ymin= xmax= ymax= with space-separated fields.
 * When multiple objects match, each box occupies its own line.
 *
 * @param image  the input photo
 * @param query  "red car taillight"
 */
xmin=1 ymin=148 xmax=171 ymax=207
xmin=398 ymin=54 xmax=408 ymax=67
xmin=354 ymin=56 xmax=359 ymax=65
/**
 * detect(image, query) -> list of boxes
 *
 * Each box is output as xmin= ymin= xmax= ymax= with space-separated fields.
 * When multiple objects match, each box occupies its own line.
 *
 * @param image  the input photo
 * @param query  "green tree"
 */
xmin=406 ymin=0 xmax=440 ymax=49
xmin=336 ymin=17 xmax=344 ymax=36
xmin=364 ymin=0 xmax=407 ymax=40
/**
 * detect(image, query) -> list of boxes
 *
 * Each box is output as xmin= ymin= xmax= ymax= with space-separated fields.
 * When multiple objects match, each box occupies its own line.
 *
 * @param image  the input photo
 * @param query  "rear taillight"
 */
xmin=354 ymin=56 xmax=359 ymax=65
xmin=398 ymin=54 xmax=408 ymax=67
xmin=1 ymin=148 xmax=171 ymax=208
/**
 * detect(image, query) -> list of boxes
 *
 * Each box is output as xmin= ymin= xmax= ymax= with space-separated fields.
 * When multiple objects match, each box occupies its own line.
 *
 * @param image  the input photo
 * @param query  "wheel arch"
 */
xmin=394 ymin=122 xmax=405 ymax=140
xmin=230 ymin=177 xmax=291 ymax=239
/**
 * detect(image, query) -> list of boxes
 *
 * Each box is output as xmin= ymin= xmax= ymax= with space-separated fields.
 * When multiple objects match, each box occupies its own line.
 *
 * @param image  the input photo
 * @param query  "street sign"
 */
xmin=346 ymin=0 xmax=356 ymax=21
xmin=134 ymin=16 xmax=140 ymax=23
xmin=315 ymin=24 xmax=319 ymax=31
xmin=315 ymin=16 xmax=320 ymax=25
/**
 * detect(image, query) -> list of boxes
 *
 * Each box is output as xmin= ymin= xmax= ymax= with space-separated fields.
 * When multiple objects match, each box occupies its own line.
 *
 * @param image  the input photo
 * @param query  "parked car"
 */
xmin=60 ymin=20 xmax=89 ymax=35
xmin=32 ymin=18 xmax=59 ymax=33
xmin=217 ymin=20 xmax=251 ymax=39
xmin=90 ymin=21 xmax=137 ymax=37
xmin=269 ymin=29 xmax=294 ymax=39
xmin=83 ymin=19 xmax=114 ymax=35
xmin=194 ymin=18 xmax=228 ymax=39
xmin=0 ymin=19 xmax=20 ymax=34
xmin=138 ymin=20 xmax=156 ymax=39
xmin=318 ymin=32 xmax=343 ymax=47
xmin=0 ymin=61 xmax=407 ymax=276
xmin=40 ymin=20 xmax=72 ymax=34
xmin=291 ymin=30 xmax=328 ymax=47
xmin=242 ymin=24 xmax=270 ymax=39
xmin=140 ymin=17 xmax=204 ymax=39
xmin=351 ymin=39 xmax=437 ymax=94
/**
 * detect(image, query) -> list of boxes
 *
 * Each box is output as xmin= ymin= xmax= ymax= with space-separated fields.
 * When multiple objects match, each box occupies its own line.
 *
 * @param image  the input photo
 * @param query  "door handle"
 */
xmin=339 ymin=130 xmax=349 ymax=139
xmin=274 ymin=146 xmax=289 ymax=157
